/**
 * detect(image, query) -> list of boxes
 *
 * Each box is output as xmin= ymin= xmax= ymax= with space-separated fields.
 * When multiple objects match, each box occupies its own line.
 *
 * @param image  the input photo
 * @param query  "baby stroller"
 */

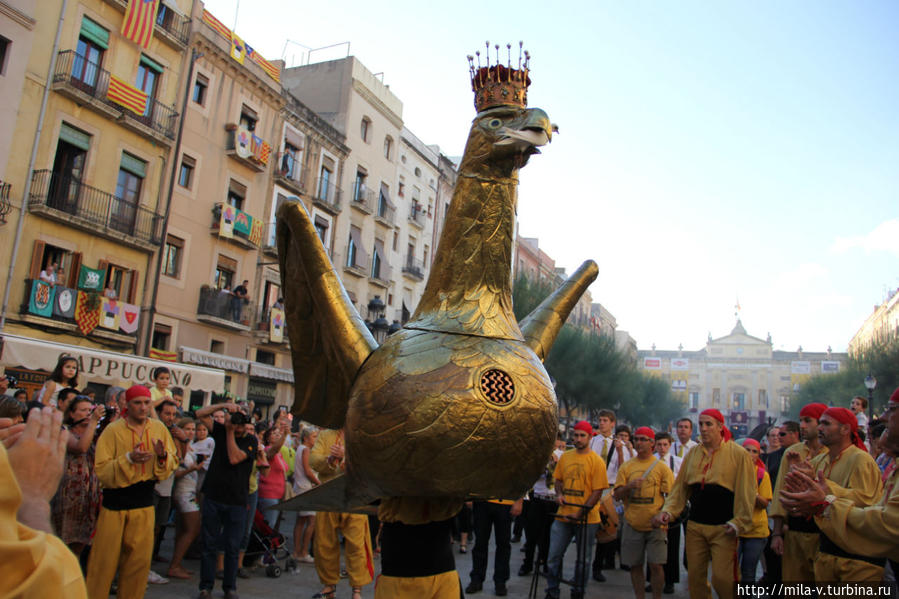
xmin=246 ymin=509 xmax=296 ymax=577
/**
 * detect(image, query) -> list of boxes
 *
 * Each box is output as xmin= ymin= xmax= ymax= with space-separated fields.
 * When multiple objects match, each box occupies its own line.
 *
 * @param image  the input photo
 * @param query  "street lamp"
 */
xmin=864 ymin=373 xmax=876 ymax=422
xmin=366 ymin=296 xmax=389 ymax=343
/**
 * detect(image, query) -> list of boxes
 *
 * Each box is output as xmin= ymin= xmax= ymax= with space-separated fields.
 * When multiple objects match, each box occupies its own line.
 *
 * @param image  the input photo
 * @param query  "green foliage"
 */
xmin=796 ymin=336 xmax=899 ymax=417
xmin=513 ymin=274 xmax=684 ymax=428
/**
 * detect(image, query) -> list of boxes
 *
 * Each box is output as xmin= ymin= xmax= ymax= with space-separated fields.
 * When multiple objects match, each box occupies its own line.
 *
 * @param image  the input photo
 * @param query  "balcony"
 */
xmin=225 ymin=125 xmax=271 ymax=172
xmin=100 ymin=0 xmax=190 ymax=49
xmin=197 ymin=285 xmax=253 ymax=331
xmin=343 ymin=246 xmax=370 ymax=279
xmin=402 ymin=257 xmax=426 ymax=281
xmin=273 ymin=152 xmax=305 ymax=195
xmin=28 ymin=170 xmax=163 ymax=250
xmin=211 ymin=203 xmax=264 ymax=249
xmin=409 ymin=205 xmax=426 ymax=228
xmin=19 ymin=278 xmax=138 ymax=346
xmin=351 ymin=184 xmax=374 ymax=214
xmin=311 ymin=176 xmax=342 ymax=215
xmin=374 ymin=202 xmax=395 ymax=228
xmin=52 ymin=51 xmax=178 ymax=145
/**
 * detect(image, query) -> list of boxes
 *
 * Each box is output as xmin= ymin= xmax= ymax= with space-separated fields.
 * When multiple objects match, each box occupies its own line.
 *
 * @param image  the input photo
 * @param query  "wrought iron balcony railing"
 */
xmin=29 ymin=169 xmax=163 ymax=245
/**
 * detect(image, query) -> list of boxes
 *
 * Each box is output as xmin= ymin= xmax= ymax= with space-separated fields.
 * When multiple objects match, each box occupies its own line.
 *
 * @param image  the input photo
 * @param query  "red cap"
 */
xmin=634 ymin=426 xmax=655 ymax=440
xmin=125 ymin=385 xmax=151 ymax=402
xmin=700 ymin=408 xmax=732 ymax=441
xmin=799 ymin=403 xmax=828 ymax=420
xmin=573 ymin=420 xmax=593 ymax=436
xmin=742 ymin=438 xmax=761 ymax=451
xmin=889 ymin=386 xmax=899 ymax=406
xmin=822 ymin=407 xmax=865 ymax=450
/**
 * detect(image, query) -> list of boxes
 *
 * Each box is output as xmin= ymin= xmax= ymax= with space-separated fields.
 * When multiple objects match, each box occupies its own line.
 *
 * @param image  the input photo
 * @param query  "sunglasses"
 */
xmin=778 ymin=432 xmax=789 ymax=437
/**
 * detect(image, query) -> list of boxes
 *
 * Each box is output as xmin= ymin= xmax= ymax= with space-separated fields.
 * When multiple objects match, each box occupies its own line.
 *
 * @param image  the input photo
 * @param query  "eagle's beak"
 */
xmin=495 ymin=108 xmax=554 ymax=151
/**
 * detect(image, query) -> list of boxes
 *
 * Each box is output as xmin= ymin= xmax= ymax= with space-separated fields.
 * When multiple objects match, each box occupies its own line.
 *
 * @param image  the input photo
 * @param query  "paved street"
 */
xmin=142 ymin=524 xmax=693 ymax=599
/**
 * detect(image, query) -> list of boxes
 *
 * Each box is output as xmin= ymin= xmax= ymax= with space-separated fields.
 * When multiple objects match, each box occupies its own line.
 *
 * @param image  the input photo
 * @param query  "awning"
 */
xmin=249 ymin=362 xmax=294 ymax=383
xmin=180 ymin=346 xmax=250 ymax=373
xmin=0 ymin=334 xmax=225 ymax=391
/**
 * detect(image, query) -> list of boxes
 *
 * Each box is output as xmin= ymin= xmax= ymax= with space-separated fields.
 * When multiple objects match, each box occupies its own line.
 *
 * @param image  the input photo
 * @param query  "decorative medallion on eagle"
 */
xmin=276 ymin=43 xmax=598 ymax=518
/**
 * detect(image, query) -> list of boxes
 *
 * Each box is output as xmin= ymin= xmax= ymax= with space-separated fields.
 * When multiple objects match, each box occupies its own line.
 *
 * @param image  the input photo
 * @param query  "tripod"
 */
xmin=528 ymin=503 xmax=590 ymax=599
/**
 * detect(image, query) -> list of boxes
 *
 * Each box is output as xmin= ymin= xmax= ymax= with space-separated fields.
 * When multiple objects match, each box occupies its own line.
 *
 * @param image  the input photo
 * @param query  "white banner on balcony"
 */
xmin=0 ymin=333 xmax=224 ymax=391
xmin=180 ymin=346 xmax=250 ymax=373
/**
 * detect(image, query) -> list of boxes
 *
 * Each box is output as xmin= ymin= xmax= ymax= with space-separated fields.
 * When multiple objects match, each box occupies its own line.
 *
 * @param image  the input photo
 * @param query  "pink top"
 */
xmin=257 ymin=448 xmax=287 ymax=500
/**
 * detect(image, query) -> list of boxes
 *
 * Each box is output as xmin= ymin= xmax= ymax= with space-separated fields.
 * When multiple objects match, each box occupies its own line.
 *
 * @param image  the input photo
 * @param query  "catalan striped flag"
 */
xmin=149 ymin=347 xmax=177 ymax=362
xmin=108 ymin=75 xmax=148 ymax=115
xmin=252 ymin=53 xmax=281 ymax=83
xmin=201 ymin=9 xmax=231 ymax=40
xmin=121 ymin=0 xmax=159 ymax=50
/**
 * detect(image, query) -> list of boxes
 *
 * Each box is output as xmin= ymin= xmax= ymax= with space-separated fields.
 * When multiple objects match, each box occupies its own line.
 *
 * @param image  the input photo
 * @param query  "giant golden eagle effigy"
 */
xmin=276 ymin=43 xmax=597 ymax=522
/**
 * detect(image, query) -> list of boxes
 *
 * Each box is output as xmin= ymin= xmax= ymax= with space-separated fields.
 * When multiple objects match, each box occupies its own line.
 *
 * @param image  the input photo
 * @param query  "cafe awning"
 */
xmin=0 ymin=334 xmax=225 ymax=391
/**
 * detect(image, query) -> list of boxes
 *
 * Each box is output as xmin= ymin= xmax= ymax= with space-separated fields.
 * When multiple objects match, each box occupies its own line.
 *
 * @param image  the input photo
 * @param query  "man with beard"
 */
xmin=769 ymin=403 xmax=828 ymax=582
xmin=545 ymin=420 xmax=608 ymax=599
xmin=781 ymin=387 xmax=899 ymax=563
xmin=651 ymin=410 xmax=755 ymax=599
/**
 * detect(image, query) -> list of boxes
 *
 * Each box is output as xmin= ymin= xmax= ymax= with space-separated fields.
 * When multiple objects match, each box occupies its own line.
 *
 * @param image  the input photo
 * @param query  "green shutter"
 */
xmin=140 ymin=54 xmax=164 ymax=74
xmin=59 ymin=123 xmax=91 ymax=151
xmin=120 ymin=152 xmax=147 ymax=178
xmin=79 ymin=17 xmax=109 ymax=50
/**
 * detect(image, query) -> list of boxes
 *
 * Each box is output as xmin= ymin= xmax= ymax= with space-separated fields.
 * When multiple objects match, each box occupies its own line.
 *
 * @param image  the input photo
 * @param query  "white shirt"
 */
xmin=606 ymin=442 xmax=636 ymax=485
xmin=590 ymin=434 xmax=615 ymax=462
xmin=654 ymin=452 xmax=683 ymax=477
xmin=672 ymin=438 xmax=698 ymax=459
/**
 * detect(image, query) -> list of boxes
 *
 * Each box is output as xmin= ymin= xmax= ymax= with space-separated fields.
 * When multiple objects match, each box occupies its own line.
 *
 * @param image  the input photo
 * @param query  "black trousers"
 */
xmin=762 ymin=532 xmax=782 ymax=586
xmin=522 ymin=497 xmax=558 ymax=569
xmin=470 ymin=501 xmax=512 ymax=585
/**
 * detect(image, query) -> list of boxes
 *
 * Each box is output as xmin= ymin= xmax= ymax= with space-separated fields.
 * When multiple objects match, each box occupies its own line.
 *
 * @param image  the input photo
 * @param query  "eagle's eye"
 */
xmin=486 ymin=118 xmax=503 ymax=129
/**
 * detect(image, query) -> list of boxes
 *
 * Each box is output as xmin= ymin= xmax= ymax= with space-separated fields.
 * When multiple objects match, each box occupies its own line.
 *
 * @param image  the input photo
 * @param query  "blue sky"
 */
xmin=205 ymin=0 xmax=899 ymax=352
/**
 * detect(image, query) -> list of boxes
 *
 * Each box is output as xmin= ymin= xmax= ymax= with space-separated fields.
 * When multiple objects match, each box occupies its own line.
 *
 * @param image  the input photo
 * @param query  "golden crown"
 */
xmin=469 ymin=42 xmax=531 ymax=113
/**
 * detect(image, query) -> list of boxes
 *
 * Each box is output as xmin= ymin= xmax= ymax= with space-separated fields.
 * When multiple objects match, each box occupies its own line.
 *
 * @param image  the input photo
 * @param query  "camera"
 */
xmin=230 ymin=411 xmax=248 ymax=425
xmin=5 ymin=375 xmax=17 ymax=388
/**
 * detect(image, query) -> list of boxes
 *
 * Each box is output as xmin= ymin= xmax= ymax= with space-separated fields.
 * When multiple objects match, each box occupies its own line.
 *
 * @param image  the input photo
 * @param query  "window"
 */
xmin=347 ymin=229 xmax=358 ymax=267
xmin=152 ymin=324 xmax=172 ymax=351
xmin=49 ymin=124 xmax=89 ymax=214
xmin=72 ymin=18 xmax=107 ymax=91
xmin=317 ymin=165 xmax=332 ymax=201
xmin=256 ymin=349 xmax=275 ymax=365
xmin=104 ymin=263 xmax=137 ymax=302
xmin=155 ymin=3 xmax=173 ymax=28
xmin=353 ymin=169 xmax=367 ymax=203
xmin=371 ymin=243 xmax=383 ymax=279
xmin=192 ymin=74 xmax=208 ymax=105
xmin=0 ymin=36 xmax=9 ymax=76
xmin=214 ymin=256 xmax=235 ymax=290
xmin=314 ymin=216 xmax=329 ymax=247
xmin=280 ymin=142 xmax=300 ymax=179
xmin=398 ymin=177 xmax=405 ymax=197
xmin=392 ymin=231 xmax=398 ymax=251
xmin=178 ymin=154 xmax=195 ymax=188
xmin=360 ymin=117 xmax=370 ymax=142
xmin=423 ymin=244 xmax=429 ymax=263
xmin=712 ymin=388 xmax=721 ymax=406
xmin=689 ymin=392 xmax=699 ymax=410
xmin=383 ymin=136 xmax=392 ymax=160
xmin=136 ymin=55 xmax=162 ymax=115
xmin=29 ymin=241 xmax=79 ymax=289
xmin=262 ymin=280 xmax=280 ymax=311
xmin=113 ymin=153 xmax=146 ymax=235
xmin=377 ymin=183 xmax=390 ymax=218
xmin=240 ymin=105 xmax=257 ymax=131
xmin=227 ymin=180 xmax=245 ymax=210
xmin=733 ymin=392 xmax=745 ymax=410
xmin=780 ymin=395 xmax=790 ymax=413
xmin=210 ymin=339 xmax=224 ymax=354
xmin=162 ymin=235 xmax=183 ymax=277
xmin=414 ymin=167 xmax=421 ymax=178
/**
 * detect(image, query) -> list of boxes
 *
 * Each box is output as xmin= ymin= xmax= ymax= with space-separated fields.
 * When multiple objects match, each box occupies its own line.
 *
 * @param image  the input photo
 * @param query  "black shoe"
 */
xmin=224 ymin=591 xmax=239 ymax=599
xmin=196 ymin=592 xmax=212 ymax=599
xmin=511 ymin=535 xmax=521 ymax=543
xmin=592 ymin=570 xmax=606 ymax=582
xmin=646 ymin=584 xmax=653 ymax=592
xmin=496 ymin=583 xmax=508 ymax=596
xmin=466 ymin=581 xmax=483 ymax=594
xmin=664 ymin=584 xmax=675 ymax=594
xmin=571 ymin=592 xmax=584 ymax=599
xmin=237 ymin=567 xmax=250 ymax=579
xmin=518 ymin=564 xmax=532 ymax=576
xmin=621 ymin=564 xmax=631 ymax=571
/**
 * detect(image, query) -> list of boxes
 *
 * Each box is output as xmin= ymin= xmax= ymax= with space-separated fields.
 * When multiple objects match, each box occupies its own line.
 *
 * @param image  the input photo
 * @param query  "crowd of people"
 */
xmin=1 ymin=354 xmax=898 ymax=599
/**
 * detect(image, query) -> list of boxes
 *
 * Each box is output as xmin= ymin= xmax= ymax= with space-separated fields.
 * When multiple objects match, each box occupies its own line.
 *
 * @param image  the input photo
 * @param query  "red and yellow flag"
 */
xmin=149 ymin=348 xmax=177 ymax=362
xmin=121 ymin=0 xmax=159 ymax=50
xmin=75 ymin=291 xmax=101 ymax=336
xmin=108 ymin=75 xmax=148 ymax=115
xmin=201 ymin=9 xmax=231 ymax=40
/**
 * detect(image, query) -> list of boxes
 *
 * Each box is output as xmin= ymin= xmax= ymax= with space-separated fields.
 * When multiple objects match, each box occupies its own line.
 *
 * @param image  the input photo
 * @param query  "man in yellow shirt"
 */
xmin=652 ymin=409 xmax=756 ymax=599
xmin=0 ymin=407 xmax=87 ymax=599
xmin=780 ymin=387 xmax=899 ymax=563
xmin=806 ymin=407 xmax=883 ymax=583
xmin=613 ymin=427 xmax=674 ymax=599
xmin=310 ymin=428 xmax=373 ymax=599
xmin=545 ymin=420 xmax=609 ymax=599
xmin=86 ymin=385 xmax=179 ymax=599
xmin=769 ymin=402 xmax=828 ymax=582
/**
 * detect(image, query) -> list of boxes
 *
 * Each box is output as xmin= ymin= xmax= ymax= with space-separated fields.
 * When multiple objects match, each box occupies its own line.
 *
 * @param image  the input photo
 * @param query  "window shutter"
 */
xmin=128 ymin=269 xmax=139 ymax=303
xmin=79 ymin=17 xmax=109 ymax=49
xmin=140 ymin=54 xmax=164 ymax=74
xmin=68 ymin=253 xmax=83 ymax=289
xmin=29 ymin=241 xmax=46 ymax=279
xmin=120 ymin=153 xmax=147 ymax=178
xmin=59 ymin=123 xmax=91 ymax=151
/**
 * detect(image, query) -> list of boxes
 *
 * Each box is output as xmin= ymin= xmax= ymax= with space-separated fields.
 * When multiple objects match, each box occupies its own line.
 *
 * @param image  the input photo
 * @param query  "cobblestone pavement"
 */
xmin=140 ymin=523 xmax=693 ymax=599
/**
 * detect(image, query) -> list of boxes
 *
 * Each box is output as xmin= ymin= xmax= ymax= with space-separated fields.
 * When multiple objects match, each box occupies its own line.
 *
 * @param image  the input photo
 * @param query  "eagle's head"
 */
xmin=459 ymin=106 xmax=555 ymax=176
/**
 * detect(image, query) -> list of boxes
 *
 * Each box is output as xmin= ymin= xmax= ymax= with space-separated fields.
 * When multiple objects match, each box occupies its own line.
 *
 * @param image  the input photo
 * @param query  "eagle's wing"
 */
xmin=276 ymin=200 xmax=378 ymax=429
xmin=518 ymin=260 xmax=598 ymax=361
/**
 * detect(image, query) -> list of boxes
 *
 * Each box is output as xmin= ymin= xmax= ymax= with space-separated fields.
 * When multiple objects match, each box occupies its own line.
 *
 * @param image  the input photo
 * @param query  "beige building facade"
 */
xmin=849 ymin=287 xmax=899 ymax=354
xmin=637 ymin=320 xmax=848 ymax=436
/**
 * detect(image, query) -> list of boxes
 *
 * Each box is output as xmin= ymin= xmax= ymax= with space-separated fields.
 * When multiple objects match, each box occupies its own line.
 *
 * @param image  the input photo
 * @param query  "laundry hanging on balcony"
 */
xmin=108 ymin=74 xmax=148 ymax=115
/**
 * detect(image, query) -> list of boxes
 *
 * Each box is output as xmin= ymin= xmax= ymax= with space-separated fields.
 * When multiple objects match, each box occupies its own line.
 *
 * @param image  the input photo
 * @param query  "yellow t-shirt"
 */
xmin=553 ymin=449 xmax=609 ymax=525
xmin=615 ymin=456 xmax=675 ymax=531
xmin=743 ymin=470 xmax=772 ymax=538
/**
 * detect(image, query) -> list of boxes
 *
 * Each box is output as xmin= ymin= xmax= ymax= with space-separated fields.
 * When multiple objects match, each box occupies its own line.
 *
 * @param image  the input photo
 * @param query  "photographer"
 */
xmin=195 ymin=402 xmax=258 ymax=599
